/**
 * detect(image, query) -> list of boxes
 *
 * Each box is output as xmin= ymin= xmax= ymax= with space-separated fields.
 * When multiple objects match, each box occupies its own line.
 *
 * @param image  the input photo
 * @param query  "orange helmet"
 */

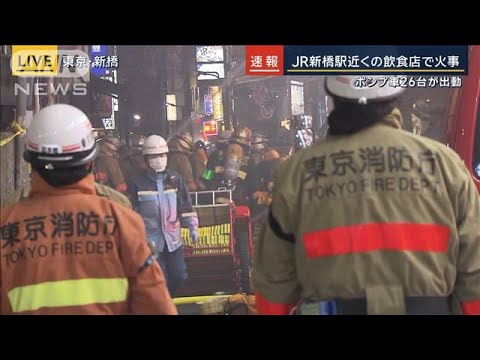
xmin=251 ymin=133 xmax=268 ymax=153
xmin=230 ymin=126 xmax=252 ymax=147
xmin=217 ymin=130 xmax=233 ymax=145
xmin=168 ymin=132 xmax=194 ymax=154
xmin=98 ymin=135 xmax=120 ymax=156
xmin=263 ymin=149 xmax=280 ymax=162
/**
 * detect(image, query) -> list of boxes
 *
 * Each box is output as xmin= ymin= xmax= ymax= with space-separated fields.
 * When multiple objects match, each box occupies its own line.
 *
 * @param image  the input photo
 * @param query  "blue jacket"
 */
xmin=127 ymin=168 xmax=198 ymax=253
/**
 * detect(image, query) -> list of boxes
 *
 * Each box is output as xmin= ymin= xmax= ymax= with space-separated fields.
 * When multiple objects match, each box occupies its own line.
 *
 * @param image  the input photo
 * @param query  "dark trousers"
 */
xmin=157 ymin=245 xmax=187 ymax=297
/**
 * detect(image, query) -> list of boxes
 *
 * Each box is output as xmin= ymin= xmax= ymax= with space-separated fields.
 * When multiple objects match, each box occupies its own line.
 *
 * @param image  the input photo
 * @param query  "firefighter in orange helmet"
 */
xmin=222 ymin=125 xmax=257 ymax=206
xmin=94 ymin=134 xmax=128 ymax=194
xmin=250 ymin=133 xmax=269 ymax=165
xmin=118 ymin=135 xmax=148 ymax=183
xmin=167 ymin=132 xmax=197 ymax=191
xmin=191 ymin=140 xmax=209 ymax=187
xmin=198 ymin=129 xmax=233 ymax=191
xmin=0 ymin=104 xmax=177 ymax=315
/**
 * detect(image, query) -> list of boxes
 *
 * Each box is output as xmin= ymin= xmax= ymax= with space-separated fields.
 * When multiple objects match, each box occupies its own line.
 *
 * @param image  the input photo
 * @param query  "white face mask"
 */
xmin=148 ymin=156 xmax=167 ymax=172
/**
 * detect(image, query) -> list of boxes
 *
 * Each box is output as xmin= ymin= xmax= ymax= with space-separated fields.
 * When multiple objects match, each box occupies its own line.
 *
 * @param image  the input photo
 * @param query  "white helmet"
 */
xmin=142 ymin=135 xmax=169 ymax=155
xmin=24 ymin=104 xmax=96 ymax=169
xmin=325 ymin=76 xmax=405 ymax=103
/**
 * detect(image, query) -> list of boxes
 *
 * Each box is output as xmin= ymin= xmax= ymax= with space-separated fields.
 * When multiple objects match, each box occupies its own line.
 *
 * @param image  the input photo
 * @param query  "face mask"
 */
xmin=148 ymin=157 xmax=167 ymax=172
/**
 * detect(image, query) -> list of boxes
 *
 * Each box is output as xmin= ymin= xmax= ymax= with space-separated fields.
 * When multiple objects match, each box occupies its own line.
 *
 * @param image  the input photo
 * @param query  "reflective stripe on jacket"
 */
xmin=128 ymin=169 xmax=198 ymax=253
xmin=1 ymin=172 xmax=177 ymax=314
xmin=254 ymin=119 xmax=480 ymax=315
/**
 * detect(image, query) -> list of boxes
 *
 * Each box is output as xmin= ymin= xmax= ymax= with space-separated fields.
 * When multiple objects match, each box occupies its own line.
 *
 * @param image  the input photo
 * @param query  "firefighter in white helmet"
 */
xmin=1 ymin=104 xmax=177 ymax=315
xmin=127 ymin=134 xmax=199 ymax=297
xmin=254 ymin=76 xmax=480 ymax=315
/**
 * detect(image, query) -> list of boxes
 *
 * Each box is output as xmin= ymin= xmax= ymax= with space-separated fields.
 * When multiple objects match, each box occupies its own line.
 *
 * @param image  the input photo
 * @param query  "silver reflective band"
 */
xmin=38 ymin=155 xmax=74 ymax=161
xmin=138 ymin=191 xmax=160 ymax=195
xmin=181 ymin=212 xmax=196 ymax=217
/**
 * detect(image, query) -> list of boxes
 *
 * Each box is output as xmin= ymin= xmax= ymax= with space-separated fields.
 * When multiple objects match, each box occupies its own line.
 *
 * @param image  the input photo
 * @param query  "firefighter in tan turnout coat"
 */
xmin=254 ymin=76 xmax=480 ymax=315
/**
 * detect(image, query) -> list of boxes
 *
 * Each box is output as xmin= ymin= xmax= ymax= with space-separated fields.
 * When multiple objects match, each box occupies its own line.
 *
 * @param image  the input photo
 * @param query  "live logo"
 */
xmin=17 ymin=54 xmax=55 ymax=72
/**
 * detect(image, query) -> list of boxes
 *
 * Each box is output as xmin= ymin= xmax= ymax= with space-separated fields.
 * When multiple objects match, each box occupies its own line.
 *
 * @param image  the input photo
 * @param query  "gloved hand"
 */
xmin=253 ymin=191 xmax=270 ymax=205
xmin=190 ymin=229 xmax=199 ymax=244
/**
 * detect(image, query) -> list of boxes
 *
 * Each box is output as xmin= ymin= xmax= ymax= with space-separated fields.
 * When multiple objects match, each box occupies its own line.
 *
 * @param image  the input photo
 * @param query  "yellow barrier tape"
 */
xmin=0 ymin=120 xmax=26 ymax=148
